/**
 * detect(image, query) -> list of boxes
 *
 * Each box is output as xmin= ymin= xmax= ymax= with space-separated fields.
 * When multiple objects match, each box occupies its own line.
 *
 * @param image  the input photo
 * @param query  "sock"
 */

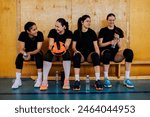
xmin=63 ymin=61 xmax=71 ymax=80
xmin=75 ymin=74 xmax=80 ymax=81
xmin=37 ymin=72 xmax=42 ymax=81
xmin=43 ymin=61 xmax=52 ymax=81
xmin=16 ymin=72 xmax=21 ymax=80
xmin=104 ymin=71 xmax=108 ymax=79
xmin=95 ymin=72 xmax=100 ymax=81
xmin=125 ymin=71 xmax=130 ymax=79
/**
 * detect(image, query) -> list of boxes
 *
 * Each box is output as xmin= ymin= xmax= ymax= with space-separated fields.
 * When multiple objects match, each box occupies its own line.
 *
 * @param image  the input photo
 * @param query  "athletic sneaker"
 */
xmin=40 ymin=81 xmax=48 ymax=91
xmin=73 ymin=80 xmax=80 ymax=90
xmin=123 ymin=79 xmax=134 ymax=88
xmin=63 ymin=79 xmax=70 ymax=89
xmin=34 ymin=79 xmax=42 ymax=88
xmin=104 ymin=78 xmax=112 ymax=88
xmin=11 ymin=79 xmax=22 ymax=89
xmin=95 ymin=80 xmax=103 ymax=90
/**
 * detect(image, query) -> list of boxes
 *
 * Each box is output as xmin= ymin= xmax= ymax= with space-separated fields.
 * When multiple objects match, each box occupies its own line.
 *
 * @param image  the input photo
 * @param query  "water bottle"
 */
xmin=55 ymin=71 xmax=59 ymax=85
xmin=111 ymin=44 xmax=116 ymax=48
xmin=86 ymin=75 xmax=90 ymax=92
xmin=23 ymin=53 xmax=28 ymax=58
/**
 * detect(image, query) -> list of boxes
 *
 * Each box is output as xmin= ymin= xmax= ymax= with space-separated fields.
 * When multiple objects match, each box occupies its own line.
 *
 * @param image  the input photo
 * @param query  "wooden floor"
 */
xmin=0 ymin=78 xmax=150 ymax=100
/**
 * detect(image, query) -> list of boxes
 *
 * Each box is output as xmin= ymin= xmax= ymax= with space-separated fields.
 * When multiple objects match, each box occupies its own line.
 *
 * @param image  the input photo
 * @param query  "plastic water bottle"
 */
xmin=111 ymin=44 xmax=116 ymax=48
xmin=23 ymin=53 xmax=28 ymax=58
xmin=55 ymin=71 xmax=59 ymax=85
xmin=86 ymin=75 xmax=90 ymax=92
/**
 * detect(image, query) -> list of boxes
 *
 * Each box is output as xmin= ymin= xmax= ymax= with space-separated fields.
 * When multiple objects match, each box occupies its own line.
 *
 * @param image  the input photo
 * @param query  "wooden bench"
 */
xmin=24 ymin=61 xmax=122 ymax=78
xmin=24 ymin=60 xmax=150 ymax=79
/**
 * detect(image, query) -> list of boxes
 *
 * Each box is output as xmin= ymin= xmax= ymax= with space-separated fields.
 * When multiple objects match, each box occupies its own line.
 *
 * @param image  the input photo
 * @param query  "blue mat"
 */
xmin=0 ymin=78 xmax=150 ymax=100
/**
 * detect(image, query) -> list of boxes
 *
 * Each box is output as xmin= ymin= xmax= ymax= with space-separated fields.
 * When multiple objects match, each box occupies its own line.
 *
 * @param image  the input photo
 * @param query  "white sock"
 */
xmin=63 ymin=61 xmax=71 ymax=80
xmin=16 ymin=72 xmax=21 ymax=80
xmin=95 ymin=72 xmax=100 ymax=81
xmin=125 ymin=71 xmax=130 ymax=79
xmin=37 ymin=72 xmax=42 ymax=81
xmin=104 ymin=71 xmax=108 ymax=78
xmin=43 ymin=61 xmax=52 ymax=81
xmin=75 ymin=74 xmax=80 ymax=81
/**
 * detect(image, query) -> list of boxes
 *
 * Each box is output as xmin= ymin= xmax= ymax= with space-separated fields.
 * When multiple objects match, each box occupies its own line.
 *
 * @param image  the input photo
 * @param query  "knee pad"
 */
xmin=123 ymin=49 xmax=134 ymax=62
xmin=91 ymin=52 xmax=100 ymax=66
xmin=102 ymin=50 xmax=111 ymax=64
xmin=73 ymin=53 xmax=81 ymax=68
xmin=44 ymin=50 xmax=54 ymax=62
xmin=62 ymin=50 xmax=70 ymax=60
xmin=15 ymin=53 xmax=24 ymax=69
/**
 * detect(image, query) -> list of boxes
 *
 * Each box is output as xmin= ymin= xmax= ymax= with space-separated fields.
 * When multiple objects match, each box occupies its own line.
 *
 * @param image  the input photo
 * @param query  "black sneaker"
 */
xmin=95 ymin=80 xmax=103 ymax=90
xmin=73 ymin=80 xmax=80 ymax=90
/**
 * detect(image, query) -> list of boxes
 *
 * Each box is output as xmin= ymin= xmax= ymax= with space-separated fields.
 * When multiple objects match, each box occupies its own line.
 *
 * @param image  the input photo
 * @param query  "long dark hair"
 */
xmin=77 ymin=15 xmax=90 ymax=38
xmin=57 ymin=18 xmax=69 ymax=31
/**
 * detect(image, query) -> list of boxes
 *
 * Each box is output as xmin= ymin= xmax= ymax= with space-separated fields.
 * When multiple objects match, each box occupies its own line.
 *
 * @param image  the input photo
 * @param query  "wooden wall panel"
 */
xmin=130 ymin=0 xmax=150 ymax=60
xmin=0 ymin=0 xmax=16 ymax=77
xmin=0 ymin=0 xmax=150 ymax=77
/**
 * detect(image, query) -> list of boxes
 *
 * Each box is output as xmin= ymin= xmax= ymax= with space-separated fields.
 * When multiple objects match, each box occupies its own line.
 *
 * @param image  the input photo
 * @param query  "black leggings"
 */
xmin=101 ymin=48 xmax=134 ymax=65
xmin=15 ymin=52 xmax=43 ymax=69
xmin=44 ymin=50 xmax=71 ymax=62
xmin=73 ymin=52 xmax=100 ymax=68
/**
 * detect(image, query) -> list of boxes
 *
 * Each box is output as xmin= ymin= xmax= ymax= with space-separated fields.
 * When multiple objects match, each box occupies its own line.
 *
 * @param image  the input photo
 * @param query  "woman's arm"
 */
xmin=72 ymin=41 xmax=77 ymax=52
xmin=48 ymin=38 xmax=54 ymax=50
xmin=27 ymin=42 xmax=43 ymax=55
xmin=65 ymin=38 xmax=72 ymax=50
xmin=99 ymin=38 xmax=112 ymax=47
xmin=93 ymin=41 xmax=100 ymax=55
xmin=19 ymin=41 xmax=26 ymax=54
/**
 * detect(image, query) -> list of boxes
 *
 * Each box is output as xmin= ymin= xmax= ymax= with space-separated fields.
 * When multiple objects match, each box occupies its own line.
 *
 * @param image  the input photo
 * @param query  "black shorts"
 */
xmin=100 ymin=49 xmax=118 ymax=62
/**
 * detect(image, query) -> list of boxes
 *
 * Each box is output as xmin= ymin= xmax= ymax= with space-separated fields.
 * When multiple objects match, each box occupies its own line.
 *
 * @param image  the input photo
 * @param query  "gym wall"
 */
xmin=0 ymin=0 xmax=150 ymax=77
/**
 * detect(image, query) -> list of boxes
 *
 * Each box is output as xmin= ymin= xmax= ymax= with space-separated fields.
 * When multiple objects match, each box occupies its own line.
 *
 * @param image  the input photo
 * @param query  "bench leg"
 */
xmin=117 ymin=64 xmax=121 ymax=78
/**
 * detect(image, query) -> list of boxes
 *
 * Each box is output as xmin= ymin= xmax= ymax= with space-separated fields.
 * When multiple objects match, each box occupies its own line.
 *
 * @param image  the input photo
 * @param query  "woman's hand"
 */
xmin=23 ymin=52 xmax=31 ymax=61
xmin=110 ymin=39 xmax=118 ymax=45
xmin=73 ymin=50 xmax=81 ymax=56
xmin=114 ymin=33 xmax=119 ymax=39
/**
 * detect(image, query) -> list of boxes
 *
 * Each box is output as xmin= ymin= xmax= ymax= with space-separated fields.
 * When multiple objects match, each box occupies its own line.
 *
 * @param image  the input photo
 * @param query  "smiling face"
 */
xmin=82 ymin=17 xmax=91 ymax=29
xmin=55 ymin=21 xmax=65 ymax=34
xmin=107 ymin=15 xmax=116 ymax=28
xmin=27 ymin=25 xmax=38 ymax=37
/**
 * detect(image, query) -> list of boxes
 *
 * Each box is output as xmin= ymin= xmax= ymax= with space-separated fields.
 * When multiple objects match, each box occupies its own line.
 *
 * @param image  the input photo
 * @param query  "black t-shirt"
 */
xmin=98 ymin=26 xmax=124 ymax=51
xmin=73 ymin=28 xmax=97 ymax=55
xmin=18 ymin=31 xmax=44 ymax=52
xmin=48 ymin=29 xmax=72 ymax=43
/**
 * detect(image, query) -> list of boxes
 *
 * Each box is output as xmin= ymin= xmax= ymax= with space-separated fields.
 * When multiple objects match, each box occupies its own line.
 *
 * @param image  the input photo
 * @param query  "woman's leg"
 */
xmin=114 ymin=48 xmax=134 ymax=88
xmin=87 ymin=52 xmax=103 ymax=90
xmin=62 ymin=50 xmax=71 ymax=89
xmin=102 ymin=50 xmax=112 ymax=88
xmin=34 ymin=52 xmax=43 ymax=87
xmin=73 ymin=52 xmax=84 ymax=90
xmin=40 ymin=50 xmax=54 ymax=90
xmin=12 ymin=53 xmax=24 ymax=89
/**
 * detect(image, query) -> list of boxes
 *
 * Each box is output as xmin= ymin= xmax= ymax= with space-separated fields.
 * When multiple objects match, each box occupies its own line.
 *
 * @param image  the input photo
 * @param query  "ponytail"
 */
xmin=77 ymin=15 xmax=90 ymax=38
xmin=77 ymin=17 xmax=82 ymax=31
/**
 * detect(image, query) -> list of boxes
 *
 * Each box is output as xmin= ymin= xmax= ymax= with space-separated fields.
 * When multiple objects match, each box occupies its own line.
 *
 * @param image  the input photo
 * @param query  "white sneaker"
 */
xmin=11 ymin=79 xmax=22 ymax=89
xmin=34 ymin=79 xmax=42 ymax=87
